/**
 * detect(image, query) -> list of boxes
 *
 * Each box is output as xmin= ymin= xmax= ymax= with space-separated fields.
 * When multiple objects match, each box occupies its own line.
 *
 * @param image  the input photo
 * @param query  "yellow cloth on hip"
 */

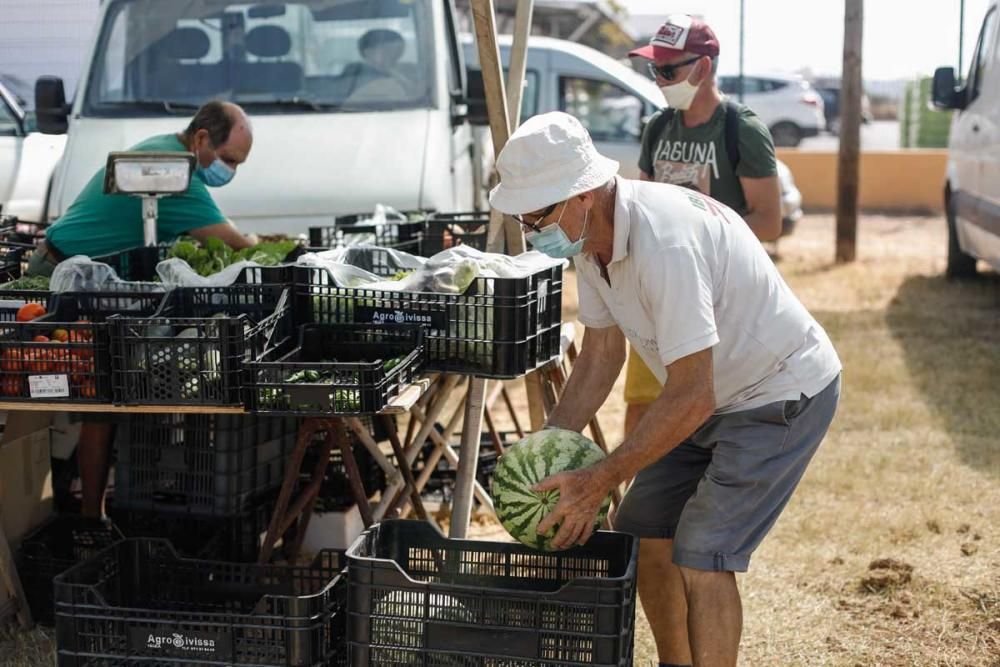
xmin=624 ymin=343 xmax=663 ymax=405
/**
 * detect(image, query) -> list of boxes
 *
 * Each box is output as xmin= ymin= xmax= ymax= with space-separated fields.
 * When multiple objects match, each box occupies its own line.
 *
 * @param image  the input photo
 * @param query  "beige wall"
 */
xmin=776 ymin=150 xmax=948 ymax=213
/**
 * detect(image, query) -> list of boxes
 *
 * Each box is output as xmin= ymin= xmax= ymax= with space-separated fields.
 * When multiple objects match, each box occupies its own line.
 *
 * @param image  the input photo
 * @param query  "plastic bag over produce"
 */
xmin=50 ymin=256 xmax=165 ymax=298
xmin=156 ymin=257 xmax=265 ymax=288
xmin=297 ymin=244 xmax=565 ymax=294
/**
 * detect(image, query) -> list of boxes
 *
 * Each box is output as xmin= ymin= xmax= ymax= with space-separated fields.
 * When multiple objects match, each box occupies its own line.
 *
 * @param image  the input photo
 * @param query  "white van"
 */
xmin=933 ymin=1 xmax=1000 ymax=277
xmin=35 ymin=0 xmax=476 ymax=234
xmin=463 ymin=35 xmax=661 ymax=179
xmin=0 ymin=80 xmax=66 ymax=221
xmin=463 ymin=35 xmax=802 ymax=231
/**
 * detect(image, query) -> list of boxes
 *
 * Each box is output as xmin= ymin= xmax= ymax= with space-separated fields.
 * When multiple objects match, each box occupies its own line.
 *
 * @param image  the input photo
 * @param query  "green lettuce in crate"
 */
xmin=0 ymin=275 xmax=50 ymax=290
xmin=169 ymin=237 xmax=299 ymax=277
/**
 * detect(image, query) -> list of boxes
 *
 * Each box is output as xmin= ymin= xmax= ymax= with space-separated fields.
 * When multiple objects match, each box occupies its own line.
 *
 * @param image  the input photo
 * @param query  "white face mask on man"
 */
xmin=655 ymin=56 xmax=706 ymax=111
xmin=660 ymin=78 xmax=700 ymax=110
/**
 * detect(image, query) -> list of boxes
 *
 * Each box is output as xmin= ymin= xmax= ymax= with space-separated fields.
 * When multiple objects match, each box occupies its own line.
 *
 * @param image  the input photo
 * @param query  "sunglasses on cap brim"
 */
xmin=647 ymin=55 xmax=703 ymax=82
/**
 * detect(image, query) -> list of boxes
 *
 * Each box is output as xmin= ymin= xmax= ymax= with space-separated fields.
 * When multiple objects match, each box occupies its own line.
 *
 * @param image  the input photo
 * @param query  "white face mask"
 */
xmin=660 ymin=78 xmax=699 ymax=110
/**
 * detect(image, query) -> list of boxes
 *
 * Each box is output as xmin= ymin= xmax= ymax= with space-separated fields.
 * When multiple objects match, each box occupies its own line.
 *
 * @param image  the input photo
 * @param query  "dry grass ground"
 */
xmin=2 ymin=214 xmax=998 ymax=665
xmin=497 ymin=213 xmax=1000 ymax=666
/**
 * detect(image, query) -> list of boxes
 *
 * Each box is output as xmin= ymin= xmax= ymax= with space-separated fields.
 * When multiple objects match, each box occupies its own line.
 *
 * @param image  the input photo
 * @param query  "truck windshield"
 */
xmin=84 ymin=0 xmax=435 ymax=115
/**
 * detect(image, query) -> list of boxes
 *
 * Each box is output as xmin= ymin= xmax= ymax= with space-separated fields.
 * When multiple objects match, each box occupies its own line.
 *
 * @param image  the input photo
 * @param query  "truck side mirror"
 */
xmin=465 ymin=69 xmax=489 ymax=126
xmin=931 ymin=67 xmax=963 ymax=111
xmin=35 ymin=76 xmax=70 ymax=135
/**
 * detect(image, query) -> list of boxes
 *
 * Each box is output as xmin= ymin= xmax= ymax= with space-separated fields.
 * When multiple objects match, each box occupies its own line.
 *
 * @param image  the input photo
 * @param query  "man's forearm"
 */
xmin=744 ymin=208 xmax=781 ymax=242
xmin=597 ymin=357 xmax=714 ymax=487
xmin=546 ymin=333 xmax=624 ymax=432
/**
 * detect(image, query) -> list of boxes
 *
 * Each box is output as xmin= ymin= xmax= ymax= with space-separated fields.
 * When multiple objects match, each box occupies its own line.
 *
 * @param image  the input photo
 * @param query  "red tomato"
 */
xmin=15 ymin=303 xmax=46 ymax=322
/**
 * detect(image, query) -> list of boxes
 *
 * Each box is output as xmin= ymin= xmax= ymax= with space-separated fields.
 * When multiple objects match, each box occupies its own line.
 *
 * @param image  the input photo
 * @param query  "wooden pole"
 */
xmin=453 ymin=0 xmax=536 ymax=537
xmin=835 ymin=0 xmax=863 ymax=264
xmin=503 ymin=0 xmax=546 ymax=432
xmin=506 ymin=0 xmax=534 ymax=131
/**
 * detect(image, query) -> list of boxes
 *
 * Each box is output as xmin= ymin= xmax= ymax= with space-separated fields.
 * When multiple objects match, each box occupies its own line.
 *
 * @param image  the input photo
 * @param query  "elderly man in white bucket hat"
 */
xmin=491 ymin=111 xmax=842 ymax=667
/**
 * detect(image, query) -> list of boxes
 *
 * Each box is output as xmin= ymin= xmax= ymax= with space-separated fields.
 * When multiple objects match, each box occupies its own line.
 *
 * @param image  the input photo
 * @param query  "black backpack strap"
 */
xmin=723 ymin=99 xmax=742 ymax=172
xmin=648 ymin=107 xmax=676 ymax=143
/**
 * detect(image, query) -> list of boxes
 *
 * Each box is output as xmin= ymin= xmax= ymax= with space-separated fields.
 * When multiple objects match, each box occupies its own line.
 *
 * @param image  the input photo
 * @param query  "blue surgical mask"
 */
xmin=525 ymin=206 xmax=589 ymax=259
xmin=197 ymin=158 xmax=235 ymax=187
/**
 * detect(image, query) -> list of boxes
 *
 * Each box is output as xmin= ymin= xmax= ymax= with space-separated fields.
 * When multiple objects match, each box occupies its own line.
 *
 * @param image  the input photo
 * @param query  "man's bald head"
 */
xmin=183 ymin=100 xmax=253 ymax=171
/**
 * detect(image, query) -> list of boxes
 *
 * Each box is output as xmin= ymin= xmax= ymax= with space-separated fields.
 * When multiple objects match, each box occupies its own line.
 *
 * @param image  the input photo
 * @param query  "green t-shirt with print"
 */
xmin=638 ymin=100 xmax=777 ymax=215
xmin=46 ymin=133 xmax=225 ymax=258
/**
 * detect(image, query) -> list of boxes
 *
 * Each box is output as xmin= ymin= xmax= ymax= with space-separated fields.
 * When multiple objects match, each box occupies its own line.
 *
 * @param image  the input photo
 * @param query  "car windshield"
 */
xmin=85 ymin=0 xmax=435 ymax=115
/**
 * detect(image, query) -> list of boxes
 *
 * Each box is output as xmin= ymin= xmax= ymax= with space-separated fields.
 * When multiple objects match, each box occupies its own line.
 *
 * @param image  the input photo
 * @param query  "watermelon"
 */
xmin=491 ymin=428 xmax=611 ymax=551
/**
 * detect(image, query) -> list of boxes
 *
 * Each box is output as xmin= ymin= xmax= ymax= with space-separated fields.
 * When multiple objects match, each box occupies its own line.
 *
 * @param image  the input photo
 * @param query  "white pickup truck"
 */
xmin=35 ymin=0 xmax=477 ymax=234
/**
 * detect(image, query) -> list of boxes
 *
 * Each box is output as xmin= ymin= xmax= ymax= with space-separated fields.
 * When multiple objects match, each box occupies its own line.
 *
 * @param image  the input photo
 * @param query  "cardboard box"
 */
xmin=301 ymin=505 xmax=367 ymax=553
xmin=0 ymin=426 xmax=54 ymax=547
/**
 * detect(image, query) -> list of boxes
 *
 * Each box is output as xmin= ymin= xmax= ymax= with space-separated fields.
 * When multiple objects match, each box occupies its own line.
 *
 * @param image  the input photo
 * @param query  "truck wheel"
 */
xmin=770 ymin=122 xmax=802 ymax=147
xmin=946 ymin=194 xmax=977 ymax=279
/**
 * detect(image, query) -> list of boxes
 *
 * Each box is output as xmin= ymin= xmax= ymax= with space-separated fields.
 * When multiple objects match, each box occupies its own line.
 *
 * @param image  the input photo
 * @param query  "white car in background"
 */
xmin=464 ymin=36 xmax=804 ymax=234
xmin=718 ymin=73 xmax=825 ymax=147
xmin=0 ymin=77 xmax=66 ymax=221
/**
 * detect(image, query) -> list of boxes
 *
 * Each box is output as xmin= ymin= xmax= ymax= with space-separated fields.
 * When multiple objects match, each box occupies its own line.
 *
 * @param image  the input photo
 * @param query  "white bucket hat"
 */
xmin=489 ymin=112 xmax=620 ymax=215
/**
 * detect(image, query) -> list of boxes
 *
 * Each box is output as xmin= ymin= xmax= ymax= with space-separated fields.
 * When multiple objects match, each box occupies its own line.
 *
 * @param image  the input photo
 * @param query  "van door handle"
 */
xmin=974 ymin=124 xmax=981 ymax=132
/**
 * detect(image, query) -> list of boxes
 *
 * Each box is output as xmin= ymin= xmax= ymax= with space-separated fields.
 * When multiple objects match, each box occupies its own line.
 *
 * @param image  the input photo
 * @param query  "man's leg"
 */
xmin=78 ymin=421 xmax=114 ymax=518
xmin=612 ymin=436 xmax=712 ymax=667
xmin=639 ymin=538 xmax=692 ymax=665
xmin=678 ymin=567 xmax=741 ymax=667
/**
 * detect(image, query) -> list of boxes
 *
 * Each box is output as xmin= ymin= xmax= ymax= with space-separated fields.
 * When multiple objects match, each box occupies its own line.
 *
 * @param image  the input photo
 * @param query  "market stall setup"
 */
xmin=0 ymin=2 xmax=640 ymax=664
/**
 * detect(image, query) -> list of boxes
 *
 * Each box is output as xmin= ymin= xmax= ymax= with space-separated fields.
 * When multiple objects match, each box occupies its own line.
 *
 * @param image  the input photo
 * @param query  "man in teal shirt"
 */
xmin=27 ymin=100 xmax=257 ymax=276
xmin=27 ymin=101 xmax=257 ymax=520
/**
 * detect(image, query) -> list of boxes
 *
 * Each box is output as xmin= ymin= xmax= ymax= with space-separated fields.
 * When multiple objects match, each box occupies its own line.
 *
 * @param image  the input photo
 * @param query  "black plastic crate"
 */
xmin=109 ymin=283 xmax=293 ymax=405
xmin=16 ymin=515 xmax=124 ymax=626
xmin=93 ymin=244 xmax=297 ymax=284
xmin=113 ymin=413 xmax=298 ymax=517
xmin=295 ymin=247 xmax=563 ymax=378
xmin=54 ymin=539 xmax=347 ymax=667
xmin=346 ymin=520 xmax=638 ymax=666
xmin=0 ymin=240 xmax=38 ymax=282
xmin=248 ymin=324 xmax=423 ymax=416
xmin=421 ymin=212 xmax=489 ymax=256
xmin=0 ymin=289 xmax=51 ymax=322
xmin=0 ymin=289 xmax=166 ymax=403
xmin=110 ymin=494 xmax=276 ymax=563
xmin=91 ymin=244 xmax=171 ymax=281
xmin=308 ymin=219 xmax=426 ymax=254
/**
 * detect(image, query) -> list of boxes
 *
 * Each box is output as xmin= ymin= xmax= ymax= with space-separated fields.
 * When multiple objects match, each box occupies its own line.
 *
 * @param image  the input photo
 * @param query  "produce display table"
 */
xmin=0 ymin=379 xmax=430 ymax=628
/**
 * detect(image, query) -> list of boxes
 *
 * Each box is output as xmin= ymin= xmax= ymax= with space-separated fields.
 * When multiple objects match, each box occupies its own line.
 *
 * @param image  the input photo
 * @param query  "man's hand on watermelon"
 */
xmin=533 ymin=465 xmax=616 ymax=549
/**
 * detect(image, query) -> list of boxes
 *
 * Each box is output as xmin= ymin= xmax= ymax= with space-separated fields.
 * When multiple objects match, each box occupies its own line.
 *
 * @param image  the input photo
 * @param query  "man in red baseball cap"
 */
xmin=621 ymin=13 xmax=784 ymax=667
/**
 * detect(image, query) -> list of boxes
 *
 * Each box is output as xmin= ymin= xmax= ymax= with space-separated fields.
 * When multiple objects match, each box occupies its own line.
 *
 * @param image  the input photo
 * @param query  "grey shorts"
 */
xmin=613 ymin=375 xmax=841 ymax=572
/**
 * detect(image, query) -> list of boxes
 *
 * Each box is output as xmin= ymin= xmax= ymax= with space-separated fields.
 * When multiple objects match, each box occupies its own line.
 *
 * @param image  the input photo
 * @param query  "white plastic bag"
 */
xmin=155 ymin=257 xmax=263 ymax=288
xmin=297 ymin=244 xmax=564 ymax=294
xmin=50 ymin=255 xmax=165 ymax=294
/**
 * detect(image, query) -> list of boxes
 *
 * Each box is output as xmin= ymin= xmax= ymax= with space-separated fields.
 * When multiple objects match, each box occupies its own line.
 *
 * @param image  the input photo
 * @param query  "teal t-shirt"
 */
xmin=46 ymin=134 xmax=225 ymax=257
xmin=638 ymin=100 xmax=777 ymax=216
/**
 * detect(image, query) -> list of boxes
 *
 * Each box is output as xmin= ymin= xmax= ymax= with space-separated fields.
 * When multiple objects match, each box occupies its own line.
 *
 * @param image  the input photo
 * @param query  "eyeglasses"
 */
xmin=512 ymin=202 xmax=558 ymax=233
xmin=647 ymin=55 xmax=702 ymax=82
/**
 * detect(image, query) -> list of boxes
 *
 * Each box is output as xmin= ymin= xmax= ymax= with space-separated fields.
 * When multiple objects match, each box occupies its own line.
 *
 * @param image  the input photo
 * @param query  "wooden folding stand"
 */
xmin=258 ymin=380 xmax=433 ymax=563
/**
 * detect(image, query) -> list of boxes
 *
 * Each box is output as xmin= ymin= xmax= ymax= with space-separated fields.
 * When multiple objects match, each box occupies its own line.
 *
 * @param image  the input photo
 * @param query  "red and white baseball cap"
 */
xmin=628 ymin=14 xmax=720 ymax=61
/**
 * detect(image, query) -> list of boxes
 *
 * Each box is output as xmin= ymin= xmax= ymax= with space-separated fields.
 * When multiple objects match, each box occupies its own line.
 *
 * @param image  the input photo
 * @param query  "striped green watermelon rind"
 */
xmin=491 ymin=428 xmax=612 ymax=551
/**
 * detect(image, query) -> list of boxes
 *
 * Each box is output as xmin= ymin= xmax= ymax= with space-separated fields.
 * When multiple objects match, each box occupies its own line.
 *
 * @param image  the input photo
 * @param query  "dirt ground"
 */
xmin=497 ymin=213 xmax=1000 ymax=666
xmin=3 ymin=213 xmax=999 ymax=665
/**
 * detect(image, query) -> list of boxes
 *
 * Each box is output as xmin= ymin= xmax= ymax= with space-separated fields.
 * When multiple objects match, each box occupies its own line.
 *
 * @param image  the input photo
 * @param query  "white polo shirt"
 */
xmin=575 ymin=177 xmax=841 ymax=413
